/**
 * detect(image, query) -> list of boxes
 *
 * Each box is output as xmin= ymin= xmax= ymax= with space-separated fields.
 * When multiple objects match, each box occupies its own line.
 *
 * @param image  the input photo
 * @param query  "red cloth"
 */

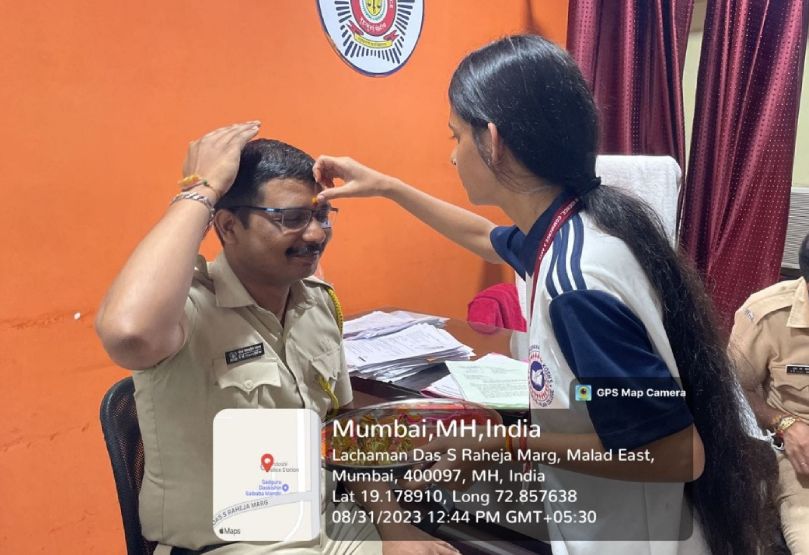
xmin=466 ymin=283 xmax=526 ymax=332
xmin=679 ymin=0 xmax=809 ymax=331
xmin=567 ymin=0 xmax=694 ymax=168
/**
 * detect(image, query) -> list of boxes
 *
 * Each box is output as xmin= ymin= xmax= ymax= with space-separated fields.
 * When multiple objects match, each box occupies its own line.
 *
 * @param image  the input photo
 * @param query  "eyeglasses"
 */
xmin=229 ymin=205 xmax=338 ymax=232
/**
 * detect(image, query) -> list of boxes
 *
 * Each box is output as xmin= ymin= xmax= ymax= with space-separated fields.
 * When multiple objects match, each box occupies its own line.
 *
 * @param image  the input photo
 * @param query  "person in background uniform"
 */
xmin=731 ymin=233 xmax=809 ymax=554
xmin=312 ymin=35 xmax=783 ymax=554
xmin=95 ymin=123 xmax=459 ymax=555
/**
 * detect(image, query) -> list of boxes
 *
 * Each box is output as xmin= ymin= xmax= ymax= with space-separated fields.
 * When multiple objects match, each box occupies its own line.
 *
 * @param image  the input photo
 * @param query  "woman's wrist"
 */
xmin=379 ymin=177 xmax=406 ymax=200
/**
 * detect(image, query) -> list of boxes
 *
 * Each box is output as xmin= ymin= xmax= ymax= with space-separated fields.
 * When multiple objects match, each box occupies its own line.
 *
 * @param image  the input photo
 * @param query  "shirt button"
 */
xmin=244 ymin=379 xmax=255 ymax=391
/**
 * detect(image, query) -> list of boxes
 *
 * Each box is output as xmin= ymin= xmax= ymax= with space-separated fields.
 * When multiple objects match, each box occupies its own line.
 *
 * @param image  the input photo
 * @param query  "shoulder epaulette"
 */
xmin=739 ymin=279 xmax=798 ymax=325
xmin=303 ymin=276 xmax=343 ymax=334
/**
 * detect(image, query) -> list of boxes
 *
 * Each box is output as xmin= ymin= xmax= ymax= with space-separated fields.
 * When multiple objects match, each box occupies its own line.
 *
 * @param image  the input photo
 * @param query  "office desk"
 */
xmin=344 ymin=314 xmax=550 ymax=555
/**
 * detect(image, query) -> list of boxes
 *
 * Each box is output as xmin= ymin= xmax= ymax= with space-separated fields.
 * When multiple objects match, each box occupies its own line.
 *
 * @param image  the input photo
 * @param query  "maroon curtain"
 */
xmin=679 ymin=0 xmax=809 ymax=331
xmin=567 ymin=0 xmax=694 ymax=167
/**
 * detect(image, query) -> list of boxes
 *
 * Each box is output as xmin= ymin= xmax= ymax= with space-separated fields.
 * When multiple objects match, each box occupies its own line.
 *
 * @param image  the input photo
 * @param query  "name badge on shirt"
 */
xmin=225 ymin=343 xmax=265 ymax=365
xmin=786 ymin=364 xmax=809 ymax=375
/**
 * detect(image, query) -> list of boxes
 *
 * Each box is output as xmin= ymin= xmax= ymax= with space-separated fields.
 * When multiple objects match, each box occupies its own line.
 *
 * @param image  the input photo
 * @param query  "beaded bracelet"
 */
xmin=179 ymin=174 xmax=203 ymax=188
xmin=171 ymin=191 xmax=215 ymax=227
xmin=179 ymin=174 xmax=218 ymax=201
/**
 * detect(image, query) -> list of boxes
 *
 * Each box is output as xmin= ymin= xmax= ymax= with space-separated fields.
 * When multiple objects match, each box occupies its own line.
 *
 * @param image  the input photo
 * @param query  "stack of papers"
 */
xmin=343 ymin=310 xmax=447 ymax=339
xmin=344 ymin=323 xmax=474 ymax=383
xmin=422 ymin=353 xmax=529 ymax=410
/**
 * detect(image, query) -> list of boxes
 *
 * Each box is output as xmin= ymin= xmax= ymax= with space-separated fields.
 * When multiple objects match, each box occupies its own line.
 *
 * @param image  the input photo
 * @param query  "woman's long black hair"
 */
xmin=449 ymin=34 xmax=782 ymax=554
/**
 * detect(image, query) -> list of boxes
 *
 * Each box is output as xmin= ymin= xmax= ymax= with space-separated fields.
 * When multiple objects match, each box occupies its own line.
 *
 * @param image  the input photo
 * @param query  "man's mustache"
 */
xmin=286 ymin=244 xmax=324 ymax=256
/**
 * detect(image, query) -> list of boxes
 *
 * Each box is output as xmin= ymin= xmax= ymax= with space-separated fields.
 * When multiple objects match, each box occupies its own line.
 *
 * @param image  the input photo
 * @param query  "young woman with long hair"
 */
xmin=314 ymin=35 xmax=782 ymax=554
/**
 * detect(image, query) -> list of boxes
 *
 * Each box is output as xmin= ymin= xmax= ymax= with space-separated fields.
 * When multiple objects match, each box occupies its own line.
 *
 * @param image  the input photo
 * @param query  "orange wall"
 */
xmin=0 ymin=1 xmax=567 ymax=551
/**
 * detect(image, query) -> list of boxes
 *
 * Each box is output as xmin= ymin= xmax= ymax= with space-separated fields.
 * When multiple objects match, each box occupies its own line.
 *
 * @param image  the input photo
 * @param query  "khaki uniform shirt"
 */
xmin=133 ymin=252 xmax=352 ymax=550
xmin=730 ymin=278 xmax=809 ymax=421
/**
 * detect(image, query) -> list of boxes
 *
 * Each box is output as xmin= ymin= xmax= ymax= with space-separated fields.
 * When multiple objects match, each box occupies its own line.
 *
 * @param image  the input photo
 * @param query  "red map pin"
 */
xmin=260 ymin=453 xmax=274 ymax=472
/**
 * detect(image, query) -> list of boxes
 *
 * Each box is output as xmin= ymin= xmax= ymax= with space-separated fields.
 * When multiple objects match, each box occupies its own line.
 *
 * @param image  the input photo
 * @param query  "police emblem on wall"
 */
xmin=317 ymin=0 xmax=424 ymax=76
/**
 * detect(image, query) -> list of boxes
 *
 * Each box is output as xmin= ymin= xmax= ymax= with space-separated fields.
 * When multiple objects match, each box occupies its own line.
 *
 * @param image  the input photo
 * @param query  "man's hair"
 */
xmin=800 ymin=232 xmax=809 ymax=282
xmin=215 ymin=139 xmax=317 ymax=226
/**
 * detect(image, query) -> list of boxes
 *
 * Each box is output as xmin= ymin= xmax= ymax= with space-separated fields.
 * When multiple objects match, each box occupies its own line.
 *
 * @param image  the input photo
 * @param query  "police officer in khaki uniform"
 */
xmin=730 ymin=234 xmax=809 ymax=554
xmin=96 ymin=122 xmax=459 ymax=555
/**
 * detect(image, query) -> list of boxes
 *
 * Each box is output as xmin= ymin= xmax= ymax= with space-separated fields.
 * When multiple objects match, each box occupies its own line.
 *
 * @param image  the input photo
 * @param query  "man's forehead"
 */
xmin=257 ymin=178 xmax=323 ymax=204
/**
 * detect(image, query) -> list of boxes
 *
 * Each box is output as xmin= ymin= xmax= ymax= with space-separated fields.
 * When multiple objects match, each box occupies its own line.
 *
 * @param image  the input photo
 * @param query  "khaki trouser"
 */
xmin=777 ymin=453 xmax=809 ymax=554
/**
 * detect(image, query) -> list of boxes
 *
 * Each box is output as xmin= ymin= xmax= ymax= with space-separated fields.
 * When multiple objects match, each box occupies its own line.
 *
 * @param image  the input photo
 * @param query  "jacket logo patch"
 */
xmin=786 ymin=364 xmax=809 ymax=375
xmin=225 ymin=343 xmax=264 ymax=365
xmin=528 ymin=345 xmax=554 ymax=407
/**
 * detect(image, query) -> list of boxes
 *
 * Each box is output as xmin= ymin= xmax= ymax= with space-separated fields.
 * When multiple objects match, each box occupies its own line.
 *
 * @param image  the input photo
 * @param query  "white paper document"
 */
xmin=445 ymin=353 xmax=529 ymax=409
xmin=343 ymin=310 xmax=447 ymax=339
xmin=421 ymin=373 xmax=465 ymax=399
xmin=344 ymin=323 xmax=473 ymax=382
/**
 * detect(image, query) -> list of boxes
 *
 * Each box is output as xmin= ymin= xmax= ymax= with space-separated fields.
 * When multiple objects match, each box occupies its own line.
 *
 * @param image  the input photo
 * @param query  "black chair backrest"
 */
xmin=99 ymin=377 xmax=156 ymax=555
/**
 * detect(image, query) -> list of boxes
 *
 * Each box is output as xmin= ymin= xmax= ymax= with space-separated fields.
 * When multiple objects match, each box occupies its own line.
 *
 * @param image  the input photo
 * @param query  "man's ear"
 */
xmin=487 ymin=122 xmax=504 ymax=165
xmin=214 ymin=209 xmax=240 ymax=244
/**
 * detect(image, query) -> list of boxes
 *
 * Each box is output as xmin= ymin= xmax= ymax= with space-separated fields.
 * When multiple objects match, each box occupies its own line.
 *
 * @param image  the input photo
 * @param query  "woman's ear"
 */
xmin=487 ymin=122 xmax=504 ymax=165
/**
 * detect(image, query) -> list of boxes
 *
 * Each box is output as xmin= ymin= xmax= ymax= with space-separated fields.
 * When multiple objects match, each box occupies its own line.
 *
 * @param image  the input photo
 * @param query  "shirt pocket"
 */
xmin=771 ymin=364 xmax=809 ymax=397
xmin=308 ymin=346 xmax=342 ymax=412
xmin=211 ymin=355 xmax=281 ymax=408
xmin=310 ymin=346 xmax=341 ymax=385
